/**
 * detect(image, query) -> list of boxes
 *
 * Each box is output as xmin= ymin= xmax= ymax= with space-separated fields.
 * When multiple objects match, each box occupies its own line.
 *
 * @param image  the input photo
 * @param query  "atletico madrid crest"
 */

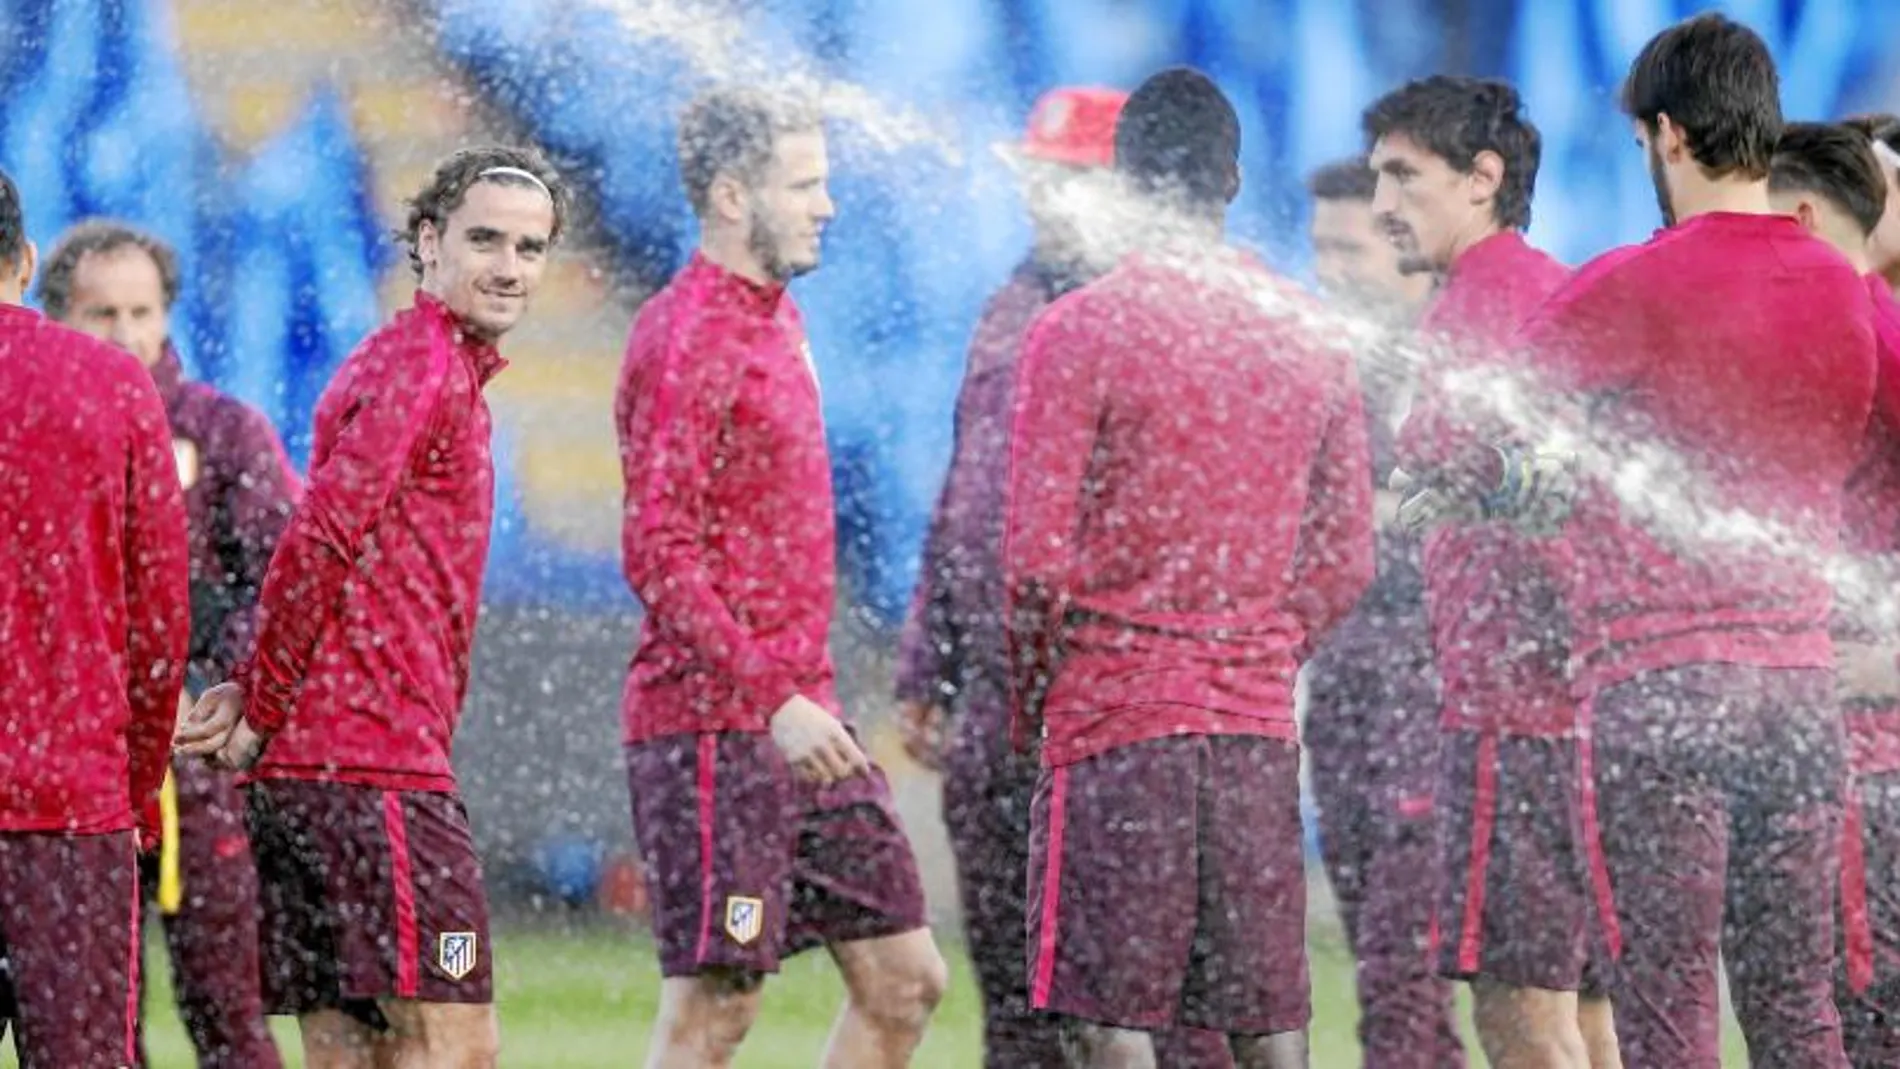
xmin=725 ymin=895 xmax=764 ymax=946
xmin=438 ymin=932 xmax=479 ymax=980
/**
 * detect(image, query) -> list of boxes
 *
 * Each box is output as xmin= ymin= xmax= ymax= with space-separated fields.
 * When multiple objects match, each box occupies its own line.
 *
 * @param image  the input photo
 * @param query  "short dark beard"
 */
xmin=747 ymin=213 xmax=814 ymax=282
xmin=1648 ymin=140 xmax=1677 ymax=227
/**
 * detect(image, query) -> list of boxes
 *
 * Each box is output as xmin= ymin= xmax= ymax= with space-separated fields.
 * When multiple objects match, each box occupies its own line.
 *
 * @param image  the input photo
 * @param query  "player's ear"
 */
xmin=708 ymin=172 xmax=748 ymax=226
xmin=1793 ymin=199 xmax=1820 ymax=236
xmin=14 ymin=239 xmax=36 ymax=295
xmin=1655 ymin=114 xmax=1687 ymax=162
xmin=1468 ymin=150 xmax=1504 ymax=207
xmin=416 ymin=219 xmax=441 ymax=274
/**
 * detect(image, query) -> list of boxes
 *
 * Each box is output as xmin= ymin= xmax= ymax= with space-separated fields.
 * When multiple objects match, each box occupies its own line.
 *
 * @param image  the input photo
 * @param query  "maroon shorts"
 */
xmin=627 ymin=732 xmax=929 ymax=978
xmin=1586 ymin=665 xmax=1845 ymax=1069
xmin=245 ymin=780 xmax=493 ymax=1018
xmin=1435 ymin=731 xmax=1609 ymax=993
xmin=0 ymin=831 xmax=140 ymax=1067
xmin=1839 ymin=771 xmax=1900 ymax=1067
xmin=1027 ymin=736 xmax=1309 ymax=1035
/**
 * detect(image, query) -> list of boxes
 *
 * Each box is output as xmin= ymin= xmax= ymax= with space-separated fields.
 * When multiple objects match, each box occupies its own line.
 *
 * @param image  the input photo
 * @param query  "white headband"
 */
xmin=477 ymin=166 xmax=554 ymax=201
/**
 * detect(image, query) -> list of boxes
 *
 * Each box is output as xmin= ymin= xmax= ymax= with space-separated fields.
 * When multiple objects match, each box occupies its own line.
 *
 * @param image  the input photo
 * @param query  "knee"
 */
xmin=451 ymin=1013 xmax=501 ymax=1068
xmin=1062 ymin=1022 xmax=1153 ymax=1068
xmin=657 ymin=973 xmax=764 ymax=1062
xmin=853 ymin=944 xmax=949 ymax=1035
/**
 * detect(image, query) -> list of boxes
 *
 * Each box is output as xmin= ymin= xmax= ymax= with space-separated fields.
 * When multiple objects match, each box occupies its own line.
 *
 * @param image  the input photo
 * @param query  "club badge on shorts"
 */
xmin=438 ymin=932 xmax=479 ymax=980
xmin=725 ymin=895 xmax=764 ymax=946
xmin=172 ymin=438 xmax=201 ymax=490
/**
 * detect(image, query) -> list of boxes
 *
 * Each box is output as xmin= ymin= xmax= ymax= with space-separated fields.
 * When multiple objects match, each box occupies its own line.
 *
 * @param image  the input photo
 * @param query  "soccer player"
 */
xmin=40 ymin=220 xmax=291 ymax=1069
xmin=1844 ymin=114 xmax=1900 ymax=298
xmin=1306 ymin=157 xmax=1435 ymax=322
xmin=1410 ymin=16 xmax=1876 ymax=1066
xmin=176 ymin=146 xmax=567 ymax=1068
xmin=1767 ymin=120 xmax=1900 ymax=1069
xmin=0 ymin=167 xmax=190 ymax=1066
xmin=617 ymin=87 xmax=947 ymax=1069
xmin=1368 ymin=77 xmax=1616 ymax=1068
xmin=895 ymin=85 xmax=1233 ymax=1069
xmin=1300 ymin=155 xmax=1466 ymax=1069
xmin=1007 ymin=67 xmax=1375 ymax=1069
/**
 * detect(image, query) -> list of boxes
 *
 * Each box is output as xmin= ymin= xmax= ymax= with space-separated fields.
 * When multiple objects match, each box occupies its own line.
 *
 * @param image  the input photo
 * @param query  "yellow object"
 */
xmin=157 ymin=771 xmax=182 ymax=915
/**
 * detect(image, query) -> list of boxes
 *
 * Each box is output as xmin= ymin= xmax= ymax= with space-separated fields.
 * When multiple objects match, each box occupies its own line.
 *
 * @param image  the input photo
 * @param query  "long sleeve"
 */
xmin=212 ymin=405 xmax=302 ymax=683
xmin=620 ymin=326 xmax=801 ymax=725
xmin=1288 ymin=370 xmax=1377 ymax=660
xmin=894 ymin=470 xmax=961 ymax=705
xmin=240 ymin=334 xmax=451 ymax=735
xmin=122 ymin=378 xmax=191 ymax=841
xmin=1002 ymin=306 xmax=1102 ymax=741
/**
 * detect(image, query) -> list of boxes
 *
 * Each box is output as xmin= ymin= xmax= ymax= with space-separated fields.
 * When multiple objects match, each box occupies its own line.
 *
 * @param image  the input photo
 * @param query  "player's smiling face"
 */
xmin=1369 ymin=131 xmax=1493 ymax=276
xmin=418 ymin=179 xmax=556 ymax=342
xmin=745 ymin=130 xmax=834 ymax=282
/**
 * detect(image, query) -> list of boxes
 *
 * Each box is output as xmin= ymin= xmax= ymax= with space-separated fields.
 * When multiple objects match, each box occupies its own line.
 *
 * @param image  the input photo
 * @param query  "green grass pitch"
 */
xmin=30 ymin=918 xmax=1745 ymax=1067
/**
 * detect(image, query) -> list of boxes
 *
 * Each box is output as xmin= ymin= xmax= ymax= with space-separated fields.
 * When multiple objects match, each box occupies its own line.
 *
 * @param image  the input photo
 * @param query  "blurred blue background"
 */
xmin=3 ymin=0 xmax=1895 ymax=626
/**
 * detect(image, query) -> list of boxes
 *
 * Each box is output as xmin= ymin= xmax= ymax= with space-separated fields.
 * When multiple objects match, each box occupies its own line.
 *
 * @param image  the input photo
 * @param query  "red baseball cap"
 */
xmin=997 ymin=86 xmax=1129 ymax=170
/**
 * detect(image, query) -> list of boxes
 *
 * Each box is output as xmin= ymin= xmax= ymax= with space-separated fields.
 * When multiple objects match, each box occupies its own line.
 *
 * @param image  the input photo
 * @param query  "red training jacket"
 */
xmin=1518 ymin=213 xmax=1875 ymax=693
xmin=151 ymin=344 xmax=300 ymax=689
xmin=618 ymin=252 xmax=840 ymax=743
xmin=1399 ymin=230 xmax=1574 ymax=736
xmin=238 ymin=292 xmax=505 ymax=792
xmin=1004 ymin=248 xmax=1375 ymax=767
xmin=1839 ymin=275 xmax=1900 ymax=775
xmin=0 ymin=304 xmax=189 ymax=837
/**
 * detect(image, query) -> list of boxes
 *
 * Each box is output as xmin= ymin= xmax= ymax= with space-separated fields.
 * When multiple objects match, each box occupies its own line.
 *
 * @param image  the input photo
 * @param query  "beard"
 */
xmin=1648 ymin=141 xmax=1677 ymax=227
xmin=747 ymin=213 xmax=816 ymax=282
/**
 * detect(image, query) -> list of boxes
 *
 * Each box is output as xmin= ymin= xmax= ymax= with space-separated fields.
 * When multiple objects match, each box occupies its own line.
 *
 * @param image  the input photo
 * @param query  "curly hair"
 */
xmin=400 ymin=145 xmax=569 ymax=279
xmin=676 ymin=88 xmax=822 ymax=217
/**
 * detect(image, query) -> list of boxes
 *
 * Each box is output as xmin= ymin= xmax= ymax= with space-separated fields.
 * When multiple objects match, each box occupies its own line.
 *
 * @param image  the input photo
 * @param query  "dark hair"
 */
xmin=676 ymin=88 xmax=823 ymax=218
xmin=36 ymin=220 xmax=181 ymax=321
xmin=0 ymin=168 xmax=23 ymax=270
xmin=1306 ymin=157 xmax=1377 ymax=202
xmin=1844 ymin=113 xmax=1900 ymax=152
xmin=1621 ymin=12 xmax=1781 ymax=180
xmin=1844 ymin=113 xmax=1900 ymax=188
xmin=1770 ymin=122 xmax=1889 ymax=238
xmin=1361 ymin=76 xmax=1541 ymax=230
xmin=401 ymin=145 xmax=569 ymax=279
xmin=1113 ymin=67 xmax=1241 ymax=209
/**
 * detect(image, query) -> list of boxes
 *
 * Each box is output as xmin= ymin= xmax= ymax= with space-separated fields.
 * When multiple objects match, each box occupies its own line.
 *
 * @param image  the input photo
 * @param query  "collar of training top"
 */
xmin=414 ymin=290 xmax=507 ymax=384
xmin=150 ymin=342 xmax=186 ymax=402
xmin=1446 ymin=228 xmax=1532 ymax=284
xmin=687 ymin=250 xmax=788 ymax=314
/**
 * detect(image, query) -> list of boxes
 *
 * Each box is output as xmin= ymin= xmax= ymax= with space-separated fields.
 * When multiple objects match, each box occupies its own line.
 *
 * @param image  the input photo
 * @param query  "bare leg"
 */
xmin=299 ymin=1010 xmax=378 ymax=1069
xmin=1061 ymin=1021 xmax=1156 ymax=1069
xmin=368 ymin=1001 xmax=498 ymax=1069
xmin=1578 ymin=994 xmax=1622 ymax=1069
xmin=1229 ymin=1030 xmax=1308 ymax=1069
xmin=823 ymin=929 xmax=948 ymax=1068
xmin=645 ymin=970 xmax=766 ymax=1069
xmin=1471 ymin=980 xmax=1590 ymax=1069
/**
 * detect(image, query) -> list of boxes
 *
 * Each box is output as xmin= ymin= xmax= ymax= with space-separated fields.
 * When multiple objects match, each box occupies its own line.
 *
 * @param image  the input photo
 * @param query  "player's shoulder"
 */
xmin=19 ymin=315 xmax=155 ymax=399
